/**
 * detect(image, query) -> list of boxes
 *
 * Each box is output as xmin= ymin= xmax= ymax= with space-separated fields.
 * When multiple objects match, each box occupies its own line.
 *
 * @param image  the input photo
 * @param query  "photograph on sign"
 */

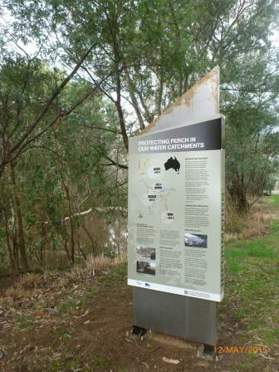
xmin=128 ymin=118 xmax=224 ymax=302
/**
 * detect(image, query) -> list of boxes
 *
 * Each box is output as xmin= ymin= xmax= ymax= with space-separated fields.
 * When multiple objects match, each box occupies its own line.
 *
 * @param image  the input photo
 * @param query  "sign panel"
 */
xmin=128 ymin=118 xmax=224 ymax=302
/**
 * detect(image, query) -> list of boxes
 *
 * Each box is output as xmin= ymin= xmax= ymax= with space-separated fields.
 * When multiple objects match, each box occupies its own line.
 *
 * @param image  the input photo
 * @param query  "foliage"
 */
xmin=4 ymin=0 xmax=279 ymax=207
xmin=223 ymin=48 xmax=279 ymax=211
xmin=0 ymin=0 xmax=278 ymax=271
xmin=0 ymin=57 xmax=127 ymax=271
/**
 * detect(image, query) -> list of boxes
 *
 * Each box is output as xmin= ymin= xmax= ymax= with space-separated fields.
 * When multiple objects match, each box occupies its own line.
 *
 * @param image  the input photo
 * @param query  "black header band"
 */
xmin=132 ymin=118 xmax=222 ymax=154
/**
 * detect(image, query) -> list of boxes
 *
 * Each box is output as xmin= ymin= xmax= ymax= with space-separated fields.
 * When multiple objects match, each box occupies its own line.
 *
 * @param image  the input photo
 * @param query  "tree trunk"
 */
xmin=230 ymin=173 xmax=249 ymax=214
xmin=115 ymin=66 xmax=129 ymax=151
xmin=3 ymin=208 xmax=18 ymax=272
xmin=63 ymin=184 xmax=75 ymax=265
xmin=9 ymin=162 xmax=29 ymax=271
xmin=123 ymin=66 xmax=145 ymax=130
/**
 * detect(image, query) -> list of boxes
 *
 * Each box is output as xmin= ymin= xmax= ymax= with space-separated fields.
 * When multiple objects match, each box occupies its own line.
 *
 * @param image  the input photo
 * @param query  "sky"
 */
xmin=270 ymin=29 xmax=279 ymax=47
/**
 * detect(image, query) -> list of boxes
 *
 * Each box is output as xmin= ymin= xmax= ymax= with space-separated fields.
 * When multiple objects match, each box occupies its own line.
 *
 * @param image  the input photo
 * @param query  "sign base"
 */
xmin=133 ymin=287 xmax=217 ymax=345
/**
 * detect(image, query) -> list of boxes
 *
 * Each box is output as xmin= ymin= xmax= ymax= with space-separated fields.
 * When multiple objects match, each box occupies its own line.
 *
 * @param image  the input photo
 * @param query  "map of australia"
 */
xmin=164 ymin=157 xmax=180 ymax=173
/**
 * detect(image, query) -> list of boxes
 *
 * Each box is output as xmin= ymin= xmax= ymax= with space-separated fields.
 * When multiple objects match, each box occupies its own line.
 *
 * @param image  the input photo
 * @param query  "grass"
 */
xmin=15 ymin=314 xmax=34 ymax=330
xmin=57 ymin=296 xmax=82 ymax=315
xmin=223 ymin=210 xmax=279 ymax=346
xmin=99 ymin=262 xmax=127 ymax=288
xmin=268 ymin=194 xmax=279 ymax=206
xmin=91 ymin=354 xmax=110 ymax=369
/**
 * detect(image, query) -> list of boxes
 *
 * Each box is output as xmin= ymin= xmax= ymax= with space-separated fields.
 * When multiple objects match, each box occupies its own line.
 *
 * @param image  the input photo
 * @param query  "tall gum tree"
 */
xmin=2 ymin=0 xmax=279 ymax=212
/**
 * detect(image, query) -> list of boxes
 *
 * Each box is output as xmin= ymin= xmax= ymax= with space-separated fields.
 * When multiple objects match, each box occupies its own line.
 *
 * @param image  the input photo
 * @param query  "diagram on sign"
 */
xmin=134 ymin=157 xmax=178 ymax=222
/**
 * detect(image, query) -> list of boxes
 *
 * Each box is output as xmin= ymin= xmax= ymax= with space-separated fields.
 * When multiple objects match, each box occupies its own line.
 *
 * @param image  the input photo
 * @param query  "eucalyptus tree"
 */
xmin=0 ymin=57 xmax=125 ymax=271
xmin=6 ymin=3 xmax=278 ymax=127
xmin=0 ymin=57 xmax=63 ymax=270
xmin=2 ymin=0 xmax=279 ymax=219
xmin=222 ymin=46 xmax=279 ymax=211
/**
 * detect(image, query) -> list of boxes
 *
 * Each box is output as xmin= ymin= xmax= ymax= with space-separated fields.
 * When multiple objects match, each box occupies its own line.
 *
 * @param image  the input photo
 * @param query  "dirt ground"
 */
xmin=1 ymin=197 xmax=278 ymax=371
xmin=0 ymin=262 xmax=278 ymax=372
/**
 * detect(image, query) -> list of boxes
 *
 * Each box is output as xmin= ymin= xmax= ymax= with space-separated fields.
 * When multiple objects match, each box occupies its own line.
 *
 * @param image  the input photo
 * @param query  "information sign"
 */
xmin=128 ymin=117 xmax=224 ymax=302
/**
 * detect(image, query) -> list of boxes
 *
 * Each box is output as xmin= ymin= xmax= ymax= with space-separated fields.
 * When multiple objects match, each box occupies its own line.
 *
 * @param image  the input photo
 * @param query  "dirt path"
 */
xmin=0 ymin=262 xmax=277 ymax=372
xmin=0 ymin=197 xmax=278 ymax=371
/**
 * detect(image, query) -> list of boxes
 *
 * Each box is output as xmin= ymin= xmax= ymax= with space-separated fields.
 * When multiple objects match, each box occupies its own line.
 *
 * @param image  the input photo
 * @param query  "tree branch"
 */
xmin=8 ymin=43 xmax=97 ymax=161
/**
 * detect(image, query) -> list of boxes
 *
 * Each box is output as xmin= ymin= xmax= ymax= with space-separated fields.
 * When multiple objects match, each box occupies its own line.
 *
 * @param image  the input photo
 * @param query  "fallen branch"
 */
xmin=64 ymin=206 xmax=127 ymax=221
xmin=38 ymin=206 xmax=127 ymax=225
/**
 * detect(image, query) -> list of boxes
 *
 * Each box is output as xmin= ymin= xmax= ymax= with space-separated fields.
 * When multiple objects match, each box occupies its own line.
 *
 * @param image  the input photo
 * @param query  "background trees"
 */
xmin=223 ymin=47 xmax=279 ymax=211
xmin=0 ymin=57 xmax=127 ymax=272
xmin=0 ymin=0 xmax=278 ymax=272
